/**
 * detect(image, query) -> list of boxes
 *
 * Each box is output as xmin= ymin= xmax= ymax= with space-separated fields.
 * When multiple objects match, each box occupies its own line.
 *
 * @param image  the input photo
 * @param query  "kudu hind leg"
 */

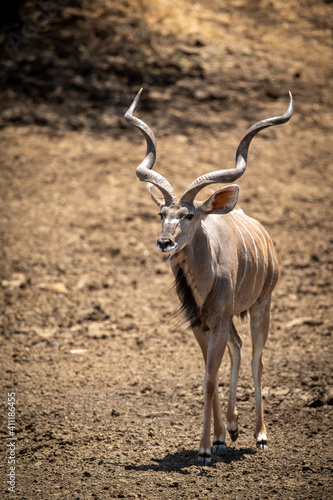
xmin=226 ymin=320 xmax=243 ymax=443
xmin=250 ymin=298 xmax=271 ymax=450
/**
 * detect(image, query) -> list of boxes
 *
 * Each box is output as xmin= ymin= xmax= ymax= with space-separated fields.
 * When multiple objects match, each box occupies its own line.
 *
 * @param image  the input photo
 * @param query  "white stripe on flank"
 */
xmin=231 ymin=213 xmax=259 ymax=293
xmin=230 ymin=216 xmax=248 ymax=291
xmin=236 ymin=215 xmax=267 ymax=289
xmin=267 ymin=237 xmax=276 ymax=291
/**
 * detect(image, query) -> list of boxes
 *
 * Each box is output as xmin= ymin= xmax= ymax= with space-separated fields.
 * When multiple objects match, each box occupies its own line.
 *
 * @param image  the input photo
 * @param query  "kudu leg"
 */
xmin=193 ymin=327 xmax=227 ymax=461
xmin=211 ymin=383 xmax=227 ymax=456
xmin=226 ymin=320 xmax=243 ymax=443
xmin=250 ymin=298 xmax=271 ymax=450
xmin=195 ymin=322 xmax=229 ymax=465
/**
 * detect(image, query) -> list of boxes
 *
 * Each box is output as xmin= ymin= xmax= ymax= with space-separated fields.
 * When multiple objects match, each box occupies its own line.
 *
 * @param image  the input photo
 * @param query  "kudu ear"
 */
xmin=147 ymin=183 xmax=166 ymax=207
xmin=200 ymin=185 xmax=239 ymax=215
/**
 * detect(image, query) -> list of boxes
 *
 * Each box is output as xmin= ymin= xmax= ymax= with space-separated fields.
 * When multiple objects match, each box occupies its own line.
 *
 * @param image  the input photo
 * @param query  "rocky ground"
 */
xmin=0 ymin=0 xmax=332 ymax=498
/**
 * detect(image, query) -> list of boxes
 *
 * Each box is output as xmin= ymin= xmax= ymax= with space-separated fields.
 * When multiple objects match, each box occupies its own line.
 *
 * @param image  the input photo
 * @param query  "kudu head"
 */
xmin=125 ymin=89 xmax=293 ymax=254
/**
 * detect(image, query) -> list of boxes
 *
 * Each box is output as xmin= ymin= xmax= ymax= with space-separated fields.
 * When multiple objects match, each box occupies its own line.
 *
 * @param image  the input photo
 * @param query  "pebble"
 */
xmin=2 ymin=273 xmax=27 ymax=289
xmin=286 ymin=317 xmax=323 ymax=329
xmin=38 ymin=282 xmax=69 ymax=294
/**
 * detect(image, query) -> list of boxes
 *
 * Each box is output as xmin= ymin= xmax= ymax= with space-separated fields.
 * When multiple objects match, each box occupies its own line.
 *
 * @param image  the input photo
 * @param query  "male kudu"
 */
xmin=125 ymin=89 xmax=293 ymax=465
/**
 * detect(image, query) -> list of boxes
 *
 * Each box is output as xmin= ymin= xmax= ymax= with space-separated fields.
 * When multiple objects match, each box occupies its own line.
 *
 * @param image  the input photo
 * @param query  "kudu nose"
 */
xmin=157 ymin=238 xmax=173 ymax=252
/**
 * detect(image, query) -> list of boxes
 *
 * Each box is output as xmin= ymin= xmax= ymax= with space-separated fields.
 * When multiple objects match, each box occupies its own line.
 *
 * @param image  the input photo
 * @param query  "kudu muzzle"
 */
xmin=157 ymin=221 xmax=179 ymax=253
xmin=157 ymin=238 xmax=177 ymax=253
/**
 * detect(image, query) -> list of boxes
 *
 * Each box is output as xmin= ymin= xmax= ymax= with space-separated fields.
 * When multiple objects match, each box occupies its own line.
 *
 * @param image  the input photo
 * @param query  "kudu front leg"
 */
xmin=193 ymin=327 xmax=227 ymax=463
xmin=193 ymin=327 xmax=227 ymax=462
xmin=198 ymin=323 xmax=229 ymax=466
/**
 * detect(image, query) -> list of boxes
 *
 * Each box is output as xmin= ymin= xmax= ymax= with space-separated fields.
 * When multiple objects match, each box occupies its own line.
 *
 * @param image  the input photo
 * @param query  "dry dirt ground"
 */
xmin=0 ymin=1 xmax=332 ymax=498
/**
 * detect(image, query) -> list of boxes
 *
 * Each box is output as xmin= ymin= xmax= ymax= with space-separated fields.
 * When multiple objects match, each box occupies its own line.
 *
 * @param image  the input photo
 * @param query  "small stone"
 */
xmin=194 ymin=88 xmax=209 ymax=101
xmin=69 ymin=349 xmax=87 ymax=355
xmin=286 ymin=317 xmax=323 ymax=329
xmin=307 ymin=397 xmax=324 ymax=408
xmin=33 ymin=327 xmax=57 ymax=340
xmin=2 ymin=273 xmax=27 ymax=289
xmin=87 ymin=322 xmax=110 ymax=339
xmin=272 ymin=387 xmax=290 ymax=398
xmin=38 ymin=282 xmax=69 ymax=294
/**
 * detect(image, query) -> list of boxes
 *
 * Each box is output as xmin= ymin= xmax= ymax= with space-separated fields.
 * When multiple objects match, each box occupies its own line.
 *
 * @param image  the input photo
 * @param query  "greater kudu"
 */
xmin=125 ymin=89 xmax=293 ymax=465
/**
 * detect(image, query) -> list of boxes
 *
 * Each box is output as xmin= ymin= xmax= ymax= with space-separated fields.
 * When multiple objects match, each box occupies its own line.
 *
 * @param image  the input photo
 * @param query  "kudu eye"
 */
xmin=158 ymin=213 xmax=164 ymax=221
xmin=186 ymin=214 xmax=194 ymax=220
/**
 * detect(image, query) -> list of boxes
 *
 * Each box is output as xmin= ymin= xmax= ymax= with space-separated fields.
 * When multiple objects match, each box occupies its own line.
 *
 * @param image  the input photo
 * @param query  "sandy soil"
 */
xmin=0 ymin=1 xmax=332 ymax=498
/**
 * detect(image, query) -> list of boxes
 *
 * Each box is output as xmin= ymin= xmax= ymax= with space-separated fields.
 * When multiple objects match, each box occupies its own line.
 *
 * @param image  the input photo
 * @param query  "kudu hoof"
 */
xmin=228 ymin=428 xmax=239 ymax=442
xmin=256 ymin=439 xmax=268 ymax=451
xmin=212 ymin=440 xmax=227 ymax=455
xmin=198 ymin=451 xmax=212 ymax=466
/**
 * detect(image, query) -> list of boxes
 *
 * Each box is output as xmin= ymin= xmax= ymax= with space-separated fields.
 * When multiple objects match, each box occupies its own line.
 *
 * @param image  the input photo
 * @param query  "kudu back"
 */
xmin=125 ymin=90 xmax=293 ymax=465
